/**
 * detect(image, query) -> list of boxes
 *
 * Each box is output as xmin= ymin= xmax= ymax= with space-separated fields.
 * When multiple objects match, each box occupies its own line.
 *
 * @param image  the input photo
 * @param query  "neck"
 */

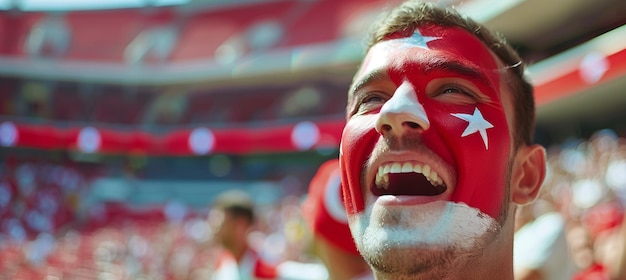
xmin=225 ymin=239 xmax=250 ymax=263
xmin=450 ymin=221 xmax=514 ymax=280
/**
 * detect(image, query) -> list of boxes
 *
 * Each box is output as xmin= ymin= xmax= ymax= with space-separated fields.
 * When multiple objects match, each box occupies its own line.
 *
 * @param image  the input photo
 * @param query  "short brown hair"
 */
xmin=361 ymin=0 xmax=535 ymax=147
xmin=213 ymin=189 xmax=255 ymax=224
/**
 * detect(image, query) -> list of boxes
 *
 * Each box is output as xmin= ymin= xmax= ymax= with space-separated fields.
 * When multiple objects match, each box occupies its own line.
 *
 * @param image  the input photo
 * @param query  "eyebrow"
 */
xmin=348 ymin=58 xmax=497 ymax=99
xmin=425 ymin=59 xmax=496 ymax=93
xmin=348 ymin=68 xmax=388 ymax=99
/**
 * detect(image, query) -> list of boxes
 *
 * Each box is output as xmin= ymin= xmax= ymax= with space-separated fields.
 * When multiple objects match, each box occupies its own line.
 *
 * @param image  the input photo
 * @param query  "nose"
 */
xmin=375 ymin=83 xmax=430 ymax=137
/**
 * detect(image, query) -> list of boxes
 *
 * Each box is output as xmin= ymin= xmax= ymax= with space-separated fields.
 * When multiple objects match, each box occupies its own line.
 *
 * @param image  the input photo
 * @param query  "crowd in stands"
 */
xmin=0 ymin=77 xmax=348 ymax=128
xmin=514 ymin=129 xmax=626 ymax=279
xmin=0 ymin=129 xmax=625 ymax=279
xmin=0 ymin=153 xmax=317 ymax=279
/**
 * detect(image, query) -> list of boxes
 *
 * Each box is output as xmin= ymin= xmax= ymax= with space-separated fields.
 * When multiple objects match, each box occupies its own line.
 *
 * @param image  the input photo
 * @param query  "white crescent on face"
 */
xmin=323 ymin=170 xmax=349 ymax=224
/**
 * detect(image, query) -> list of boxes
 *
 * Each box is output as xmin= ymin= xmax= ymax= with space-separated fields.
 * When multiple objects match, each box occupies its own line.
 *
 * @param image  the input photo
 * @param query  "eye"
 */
xmin=351 ymin=92 xmax=387 ymax=115
xmin=443 ymin=87 xmax=462 ymax=94
xmin=431 ymin=82 xmax=481 ymax=105
xmin=440 ymin=83 xmax=474 ymax=97
xmin=361 ymin=94 xmax=385 ymax=104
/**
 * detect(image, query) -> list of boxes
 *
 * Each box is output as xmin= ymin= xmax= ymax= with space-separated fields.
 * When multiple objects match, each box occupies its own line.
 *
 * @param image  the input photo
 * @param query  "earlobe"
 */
xmin=511 ymin=144 xmax=547 ymax=205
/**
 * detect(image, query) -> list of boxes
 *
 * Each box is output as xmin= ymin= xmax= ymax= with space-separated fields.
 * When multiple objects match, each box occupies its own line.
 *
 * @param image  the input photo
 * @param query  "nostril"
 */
xmin=376 ymin=109 xmax=429 ymax=135
xmin=380 ymin=124 xmax=392 ymax=132
xmin=376 ymin=120 xmax=424 ymax=136
xmin=405 ymin=121 xmax=420 ymax=129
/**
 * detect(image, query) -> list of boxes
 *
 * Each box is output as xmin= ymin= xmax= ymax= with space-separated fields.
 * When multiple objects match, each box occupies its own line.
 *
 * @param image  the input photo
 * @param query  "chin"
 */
xmin=349 ymin=200 xmax=501 ymax=273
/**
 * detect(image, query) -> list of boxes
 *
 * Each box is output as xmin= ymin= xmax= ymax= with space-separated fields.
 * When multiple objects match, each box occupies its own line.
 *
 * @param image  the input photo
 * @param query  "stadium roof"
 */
xmin=0 ymin=0 xmax=190 ymax=11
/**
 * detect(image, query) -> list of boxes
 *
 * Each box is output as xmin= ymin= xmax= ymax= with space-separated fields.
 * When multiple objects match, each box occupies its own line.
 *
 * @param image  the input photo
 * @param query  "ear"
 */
xmin=511 ymin=144 xmax=546 ymax=205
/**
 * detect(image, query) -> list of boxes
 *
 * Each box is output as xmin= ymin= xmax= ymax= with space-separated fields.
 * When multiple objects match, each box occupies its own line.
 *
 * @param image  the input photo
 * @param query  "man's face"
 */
xmin=340 ymin=24 xmax=515 ymax=272
xmin=209 ymin=208 xmax=236 ymax=247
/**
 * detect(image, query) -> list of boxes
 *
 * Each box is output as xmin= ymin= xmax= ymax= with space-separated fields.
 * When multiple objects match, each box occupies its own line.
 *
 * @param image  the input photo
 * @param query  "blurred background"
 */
xmin=0 ymin=0 xmax=625 ymax=279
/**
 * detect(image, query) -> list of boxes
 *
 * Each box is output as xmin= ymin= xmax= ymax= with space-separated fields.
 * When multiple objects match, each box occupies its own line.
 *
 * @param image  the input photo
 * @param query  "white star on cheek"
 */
xmin=451 ymin=107 xmax=494 ymax=150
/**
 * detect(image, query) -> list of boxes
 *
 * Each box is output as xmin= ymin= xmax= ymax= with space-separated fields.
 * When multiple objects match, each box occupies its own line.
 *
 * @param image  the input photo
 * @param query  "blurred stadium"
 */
xmin=0 ymin=0 xmax=625 ymax=279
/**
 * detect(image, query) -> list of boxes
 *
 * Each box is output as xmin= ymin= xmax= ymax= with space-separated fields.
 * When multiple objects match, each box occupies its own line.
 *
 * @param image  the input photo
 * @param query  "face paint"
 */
xmin=349 ymin=200 xmax=500 ymax=256
xmin=341 ymin=24 xmax=511 ymax=221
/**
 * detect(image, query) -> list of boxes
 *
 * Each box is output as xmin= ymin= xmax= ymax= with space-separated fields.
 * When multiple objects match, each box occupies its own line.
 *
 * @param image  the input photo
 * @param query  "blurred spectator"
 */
xmin=515 ymin=129 xmax=626 ymax=280
xmin=514 ymin=202 xmax=577 ymax=279
xmin=570 ymin=201 xmax=625 ymax=280
xmin=209 ymin=189 xmax=278 ymax=280
xmin=279 ymin=159 xmax=372 ymax=280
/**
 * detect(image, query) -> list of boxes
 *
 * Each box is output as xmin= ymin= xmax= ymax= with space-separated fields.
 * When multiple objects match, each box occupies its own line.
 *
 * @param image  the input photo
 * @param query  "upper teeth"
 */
xmin=375 ymin=162 xmax=444 ymax=189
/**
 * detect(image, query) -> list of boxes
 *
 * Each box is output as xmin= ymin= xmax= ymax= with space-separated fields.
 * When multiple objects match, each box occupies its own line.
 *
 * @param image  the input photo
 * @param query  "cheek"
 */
xmin=340 ymin=116 xmax=379 ymax=216
xmin=424 ymin=101 xmax=512 ymax=218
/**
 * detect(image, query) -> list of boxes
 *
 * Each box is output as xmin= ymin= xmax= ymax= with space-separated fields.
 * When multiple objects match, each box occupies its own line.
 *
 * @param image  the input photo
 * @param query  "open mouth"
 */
xmin=372 ymin=162 xmax=446 ymax=196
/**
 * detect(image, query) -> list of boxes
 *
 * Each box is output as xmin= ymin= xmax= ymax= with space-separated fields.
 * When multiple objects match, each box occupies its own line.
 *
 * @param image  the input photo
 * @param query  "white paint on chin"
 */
xmin=349 ymin=200 xmax=499 ymax=251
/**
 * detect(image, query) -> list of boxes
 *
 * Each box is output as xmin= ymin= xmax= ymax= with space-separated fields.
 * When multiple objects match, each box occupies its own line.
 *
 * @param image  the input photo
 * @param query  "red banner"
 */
xmin=0 ymin=119 xmax=345 ymax=155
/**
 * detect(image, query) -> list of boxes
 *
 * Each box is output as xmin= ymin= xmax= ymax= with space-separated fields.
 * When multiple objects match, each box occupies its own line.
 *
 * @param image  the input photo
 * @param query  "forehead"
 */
xmin=353 ymin=24 xmax=501 ymax=95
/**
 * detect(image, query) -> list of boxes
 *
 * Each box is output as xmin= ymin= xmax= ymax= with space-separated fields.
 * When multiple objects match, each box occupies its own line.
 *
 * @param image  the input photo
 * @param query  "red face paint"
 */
xmin=341 ymin=24 xmax=511 ymax=219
